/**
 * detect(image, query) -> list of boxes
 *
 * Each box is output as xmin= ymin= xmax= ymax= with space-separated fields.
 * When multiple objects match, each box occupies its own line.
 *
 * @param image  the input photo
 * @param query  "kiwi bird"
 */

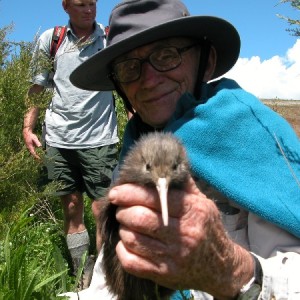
xmin=100 ymin=132 xmax=191 ymax=300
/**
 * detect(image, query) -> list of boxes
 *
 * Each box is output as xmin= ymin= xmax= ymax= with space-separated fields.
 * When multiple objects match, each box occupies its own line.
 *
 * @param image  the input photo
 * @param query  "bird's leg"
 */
xmin=156 ymin=177 xmax=169 ymax=226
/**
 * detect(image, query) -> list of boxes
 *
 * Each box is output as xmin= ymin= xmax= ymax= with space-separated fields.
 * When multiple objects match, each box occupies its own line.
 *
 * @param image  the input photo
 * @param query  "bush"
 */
xmin=0 ymin=24 xmax=129 ymax=297
xmin=0 ymin=209 xmax=70 ymax=299
xmin=0 ymin=26 xmax=44 ymax=221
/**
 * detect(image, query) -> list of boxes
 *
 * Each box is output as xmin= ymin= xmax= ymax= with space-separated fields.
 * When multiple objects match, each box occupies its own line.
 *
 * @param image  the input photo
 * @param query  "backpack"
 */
xmin=50 ymin=26 xmax=67 ymax=61
xmin=47 ymin=25 xmax=108 ymax=82
xmin=48 ymin=26 xmax=67 ymax=82
xmin=49 ymin=24 xmax=110 ymax=65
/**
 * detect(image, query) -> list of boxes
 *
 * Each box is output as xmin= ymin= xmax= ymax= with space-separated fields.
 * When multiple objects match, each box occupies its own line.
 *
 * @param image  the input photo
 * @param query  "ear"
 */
xmin=203 ymin=46 xmax=217 ymax=82
xmin=62 ymin=1 xmax=68 ymax=12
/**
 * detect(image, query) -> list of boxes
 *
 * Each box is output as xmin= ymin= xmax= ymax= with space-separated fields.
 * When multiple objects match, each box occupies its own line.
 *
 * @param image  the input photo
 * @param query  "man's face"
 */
xmin=117 ymin=38 xmax=200 ymax=128
xmin=64 ymin=0 xmax=96 ymax=30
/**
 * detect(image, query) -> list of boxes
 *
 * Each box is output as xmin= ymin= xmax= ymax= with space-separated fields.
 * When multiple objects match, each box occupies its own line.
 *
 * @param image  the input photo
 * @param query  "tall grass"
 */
xmin=0 ymin=209 xmax=71 ymax=299
xmin=0 ymin=25 xmax=129 ymax=298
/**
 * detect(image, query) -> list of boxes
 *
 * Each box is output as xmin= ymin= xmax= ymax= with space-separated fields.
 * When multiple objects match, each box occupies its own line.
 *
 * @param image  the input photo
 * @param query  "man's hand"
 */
xmin=23 ymin=84 xmax=44 ymax=159
xmin=23 ymin=127 xmax=42 ymax=160
xmin=108 ymin=177 xmax=254 ymax=299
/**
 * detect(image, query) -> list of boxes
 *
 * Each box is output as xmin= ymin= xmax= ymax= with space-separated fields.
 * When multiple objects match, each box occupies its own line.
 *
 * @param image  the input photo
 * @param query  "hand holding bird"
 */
xmin=101 ymin=132 xmax=253 ymax=299
xmin=100 ymin=132 xmax=191 ymax=299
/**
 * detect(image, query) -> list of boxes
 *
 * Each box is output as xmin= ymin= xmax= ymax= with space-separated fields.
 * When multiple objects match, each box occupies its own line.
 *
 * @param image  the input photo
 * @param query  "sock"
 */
xmin=66 ymin=229 xmax=90 ymax=275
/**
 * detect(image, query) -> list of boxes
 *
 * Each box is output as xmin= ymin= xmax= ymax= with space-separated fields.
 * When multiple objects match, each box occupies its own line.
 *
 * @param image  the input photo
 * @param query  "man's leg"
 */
xmin=61 ymin=191 xmax=96 ymax=290
xmin=46 ymin=147 xmax=94 ymax=290
xmin=91 ymin=200 xmax=106 ymax=252
xmin=80 ymin=144 xmax=118 ymax=252
xmin=61 ymin=192 xmax=90 ymax=275
xmin=72 ymin=145 xmax=117 ymax=288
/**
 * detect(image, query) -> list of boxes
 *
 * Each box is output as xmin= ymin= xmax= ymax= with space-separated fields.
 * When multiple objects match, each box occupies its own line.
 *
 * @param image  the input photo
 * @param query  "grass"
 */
xmin=0 ymin=209 xmax=71 ymax=299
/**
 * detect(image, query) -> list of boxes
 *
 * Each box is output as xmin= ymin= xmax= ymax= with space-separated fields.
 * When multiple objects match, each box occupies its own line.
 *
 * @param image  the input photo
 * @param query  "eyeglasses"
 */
xmin=110 ymin=44 xmax=198 ymax=84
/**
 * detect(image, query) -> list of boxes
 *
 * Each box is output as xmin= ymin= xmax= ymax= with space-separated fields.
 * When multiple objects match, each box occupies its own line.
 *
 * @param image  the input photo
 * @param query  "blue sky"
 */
xmin=1 ymin=0 xmax=299 ymax=99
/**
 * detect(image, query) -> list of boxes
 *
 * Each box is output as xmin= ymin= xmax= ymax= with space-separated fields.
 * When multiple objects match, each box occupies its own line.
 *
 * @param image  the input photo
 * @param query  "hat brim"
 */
xmin=70 ymin=16 xmax=240 ymax=91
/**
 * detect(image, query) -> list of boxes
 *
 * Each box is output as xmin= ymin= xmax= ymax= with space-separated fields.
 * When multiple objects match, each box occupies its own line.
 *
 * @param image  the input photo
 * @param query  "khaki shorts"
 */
xmin=45 ymin=144 xmax=118 ymax=200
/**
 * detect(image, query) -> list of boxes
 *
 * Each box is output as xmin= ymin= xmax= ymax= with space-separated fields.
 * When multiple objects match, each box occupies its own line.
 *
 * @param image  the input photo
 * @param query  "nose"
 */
xmin=85 ymin=5 xmax=93 ymax=13
xmin=139 ymin=61 xmax=160 ymax=86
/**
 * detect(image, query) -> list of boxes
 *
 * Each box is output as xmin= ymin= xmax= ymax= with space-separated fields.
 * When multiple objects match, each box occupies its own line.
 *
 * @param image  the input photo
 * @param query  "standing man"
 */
xmin=23 ymin=0 xmax=119 ymax=290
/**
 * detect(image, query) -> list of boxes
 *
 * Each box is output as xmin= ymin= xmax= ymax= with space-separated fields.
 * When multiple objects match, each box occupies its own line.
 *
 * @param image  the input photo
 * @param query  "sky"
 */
xmin=1 ymin=0 xmax=299 ymax=99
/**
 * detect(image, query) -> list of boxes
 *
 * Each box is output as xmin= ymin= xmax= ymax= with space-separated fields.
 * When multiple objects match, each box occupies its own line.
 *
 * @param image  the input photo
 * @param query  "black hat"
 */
xmin=70 ymin=0 xmax=240 ymax=91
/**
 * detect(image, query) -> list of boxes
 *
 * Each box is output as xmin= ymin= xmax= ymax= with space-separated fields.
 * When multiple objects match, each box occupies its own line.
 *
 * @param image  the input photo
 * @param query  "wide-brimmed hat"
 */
xmin=70 ymin=0 xmax=240 ymax=91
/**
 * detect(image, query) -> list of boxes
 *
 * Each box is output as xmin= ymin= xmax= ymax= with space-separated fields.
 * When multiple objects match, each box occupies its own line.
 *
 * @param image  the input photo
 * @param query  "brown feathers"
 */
xmin=100 ymin=132 xmax=190 ymax=300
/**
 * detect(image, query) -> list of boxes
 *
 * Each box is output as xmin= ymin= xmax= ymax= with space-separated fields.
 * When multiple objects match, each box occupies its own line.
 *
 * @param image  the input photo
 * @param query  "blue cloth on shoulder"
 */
xmin=171 ymin=290 xmax=192 ymax=299
xmin=121 ymin=78 xmax=300 ymax=238
xmin=165 ymin=78 xmax=300 ymax=238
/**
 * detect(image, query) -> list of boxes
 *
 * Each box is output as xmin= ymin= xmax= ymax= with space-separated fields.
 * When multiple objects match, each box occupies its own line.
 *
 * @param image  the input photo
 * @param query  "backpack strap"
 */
xmin=50 ymin=26 xmax=67 ymax=60
xmin=48 ymin=26 xmax=67 ymax=83
xmin=104 ymin=26 xmax=109 ymax=37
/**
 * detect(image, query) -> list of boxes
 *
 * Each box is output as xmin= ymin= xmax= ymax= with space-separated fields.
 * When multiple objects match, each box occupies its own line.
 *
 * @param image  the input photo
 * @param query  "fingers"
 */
xmin=115 ymin=226 xmax=190 ymax=290
xmin=109 ymin=184 xmax=159 ymax=208
xmin=107 ymin=176 xmax=250 ymax=295
xmin=32 ymin=135 xmax=42 ymax=148
xmin=29 ymin=144 xmax=42 ymax=160
xmin=116 ymin=206 xmax=179 ymax=241
xmin=109 ymin=176 xmax=210 ymax=242
xmin=109 ymin=176 xmax=236 ymax=292
xmin=23 ymin=131 xmax=42 ymax=160
xmin=115 ymin=238 xmax=170 ymax=282
xmin=108 ymin=176 xmax=205 ymax=217
xmin=118 ymin=224 xmax=169 ymax=257
xmin=29 ymin=146 xmax=42 ymax=160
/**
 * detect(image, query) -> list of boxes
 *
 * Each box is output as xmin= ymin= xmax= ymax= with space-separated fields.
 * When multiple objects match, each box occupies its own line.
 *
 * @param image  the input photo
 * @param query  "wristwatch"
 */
xmin=237 ymin=254 xmax=263 ymax=300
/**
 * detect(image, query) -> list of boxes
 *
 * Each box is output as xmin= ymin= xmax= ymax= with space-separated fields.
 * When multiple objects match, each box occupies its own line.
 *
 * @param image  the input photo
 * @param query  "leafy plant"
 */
xmin=277 ymin=0 xmax=300 ymax=36
xmin=0 ymin=24 xmax=129 ymax=298
xmin=0 ymin=209 xmax=70 ymax=300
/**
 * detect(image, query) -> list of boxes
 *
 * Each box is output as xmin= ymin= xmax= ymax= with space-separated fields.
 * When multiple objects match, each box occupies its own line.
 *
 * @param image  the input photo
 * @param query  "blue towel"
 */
xmin=171 ymin=290 xmax=192 ymax=299
xmin=121 ymin=78 xmax=300 ymax=238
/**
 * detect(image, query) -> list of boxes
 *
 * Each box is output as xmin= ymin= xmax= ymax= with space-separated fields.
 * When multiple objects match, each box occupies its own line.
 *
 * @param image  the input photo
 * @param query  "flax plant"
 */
xmin=0 ymin=210 xmax=70 ymax=299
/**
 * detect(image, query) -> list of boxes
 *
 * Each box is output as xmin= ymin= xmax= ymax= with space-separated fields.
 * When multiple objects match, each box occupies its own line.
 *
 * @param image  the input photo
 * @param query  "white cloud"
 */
xmin=225 ymin=39 xmax=300 ymax=100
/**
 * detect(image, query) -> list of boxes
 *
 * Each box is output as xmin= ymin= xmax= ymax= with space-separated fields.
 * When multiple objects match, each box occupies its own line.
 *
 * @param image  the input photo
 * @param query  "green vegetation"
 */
xmin=0 ymin=25 xmax=128 ymax=298
xmin=277 ymin=0 xmax=300 ymax=36
xmin=0 ymin=210 xmax=68 ymax=299
xmin=0 ymin=1 xmax=298 ymax=297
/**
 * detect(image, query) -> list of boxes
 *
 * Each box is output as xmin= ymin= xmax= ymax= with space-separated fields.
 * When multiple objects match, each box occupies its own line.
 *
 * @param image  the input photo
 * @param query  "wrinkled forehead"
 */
xmin=113 ymin=37 xmax=197 ymax=63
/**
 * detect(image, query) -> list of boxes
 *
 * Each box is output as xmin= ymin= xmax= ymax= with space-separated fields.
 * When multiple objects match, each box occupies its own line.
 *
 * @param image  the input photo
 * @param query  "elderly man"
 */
xmin=68 ymin=0 xmax=300 ymax=299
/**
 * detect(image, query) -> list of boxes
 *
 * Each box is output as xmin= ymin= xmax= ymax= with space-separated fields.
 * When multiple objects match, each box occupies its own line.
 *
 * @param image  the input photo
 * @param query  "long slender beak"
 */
xmin=156 ymin=177 xmax=169 ymax=226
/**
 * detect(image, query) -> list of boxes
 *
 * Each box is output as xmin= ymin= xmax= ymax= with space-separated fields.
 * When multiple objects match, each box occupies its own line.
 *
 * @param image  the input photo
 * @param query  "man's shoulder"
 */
xmin=94 ymin=23 xmax=106 ymax=35
xmin=95 ymin=22 xmax=105 ymax=29
xmin=39 ymin=26 xmax=63 ymax=42
xmin=40 ymin=28 xmax=55 ymax=39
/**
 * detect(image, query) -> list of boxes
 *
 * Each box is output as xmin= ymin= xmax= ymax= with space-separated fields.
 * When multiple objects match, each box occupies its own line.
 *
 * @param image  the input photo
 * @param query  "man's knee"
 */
xmin=61 ymin=192 xmax=84 ymax=220
xmin=91 ymin=200 xmax=105 ymax=220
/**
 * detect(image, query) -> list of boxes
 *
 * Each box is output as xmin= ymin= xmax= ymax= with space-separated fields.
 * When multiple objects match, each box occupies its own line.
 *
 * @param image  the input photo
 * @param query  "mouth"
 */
xmin=142 ymin=88 xmax=176 ymax=104
xmin=82 ymin=16 xmax=94 ymax=21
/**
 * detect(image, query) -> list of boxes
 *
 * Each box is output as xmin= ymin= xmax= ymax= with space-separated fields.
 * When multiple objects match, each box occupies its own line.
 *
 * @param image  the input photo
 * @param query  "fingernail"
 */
xmin=108 ymin=188 xmax=117 ymax=201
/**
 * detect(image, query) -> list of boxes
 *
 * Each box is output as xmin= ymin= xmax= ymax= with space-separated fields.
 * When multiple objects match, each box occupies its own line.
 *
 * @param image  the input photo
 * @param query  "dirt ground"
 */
xmin=262 ymin=99 xmax=300 ymax=138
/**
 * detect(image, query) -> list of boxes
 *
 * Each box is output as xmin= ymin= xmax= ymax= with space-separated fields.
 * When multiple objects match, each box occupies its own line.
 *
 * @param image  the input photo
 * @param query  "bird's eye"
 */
xmin=146 ymin=163 xmax=151 ymax=171
xmin=172 ymin=163 xmax=178 ymax=171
